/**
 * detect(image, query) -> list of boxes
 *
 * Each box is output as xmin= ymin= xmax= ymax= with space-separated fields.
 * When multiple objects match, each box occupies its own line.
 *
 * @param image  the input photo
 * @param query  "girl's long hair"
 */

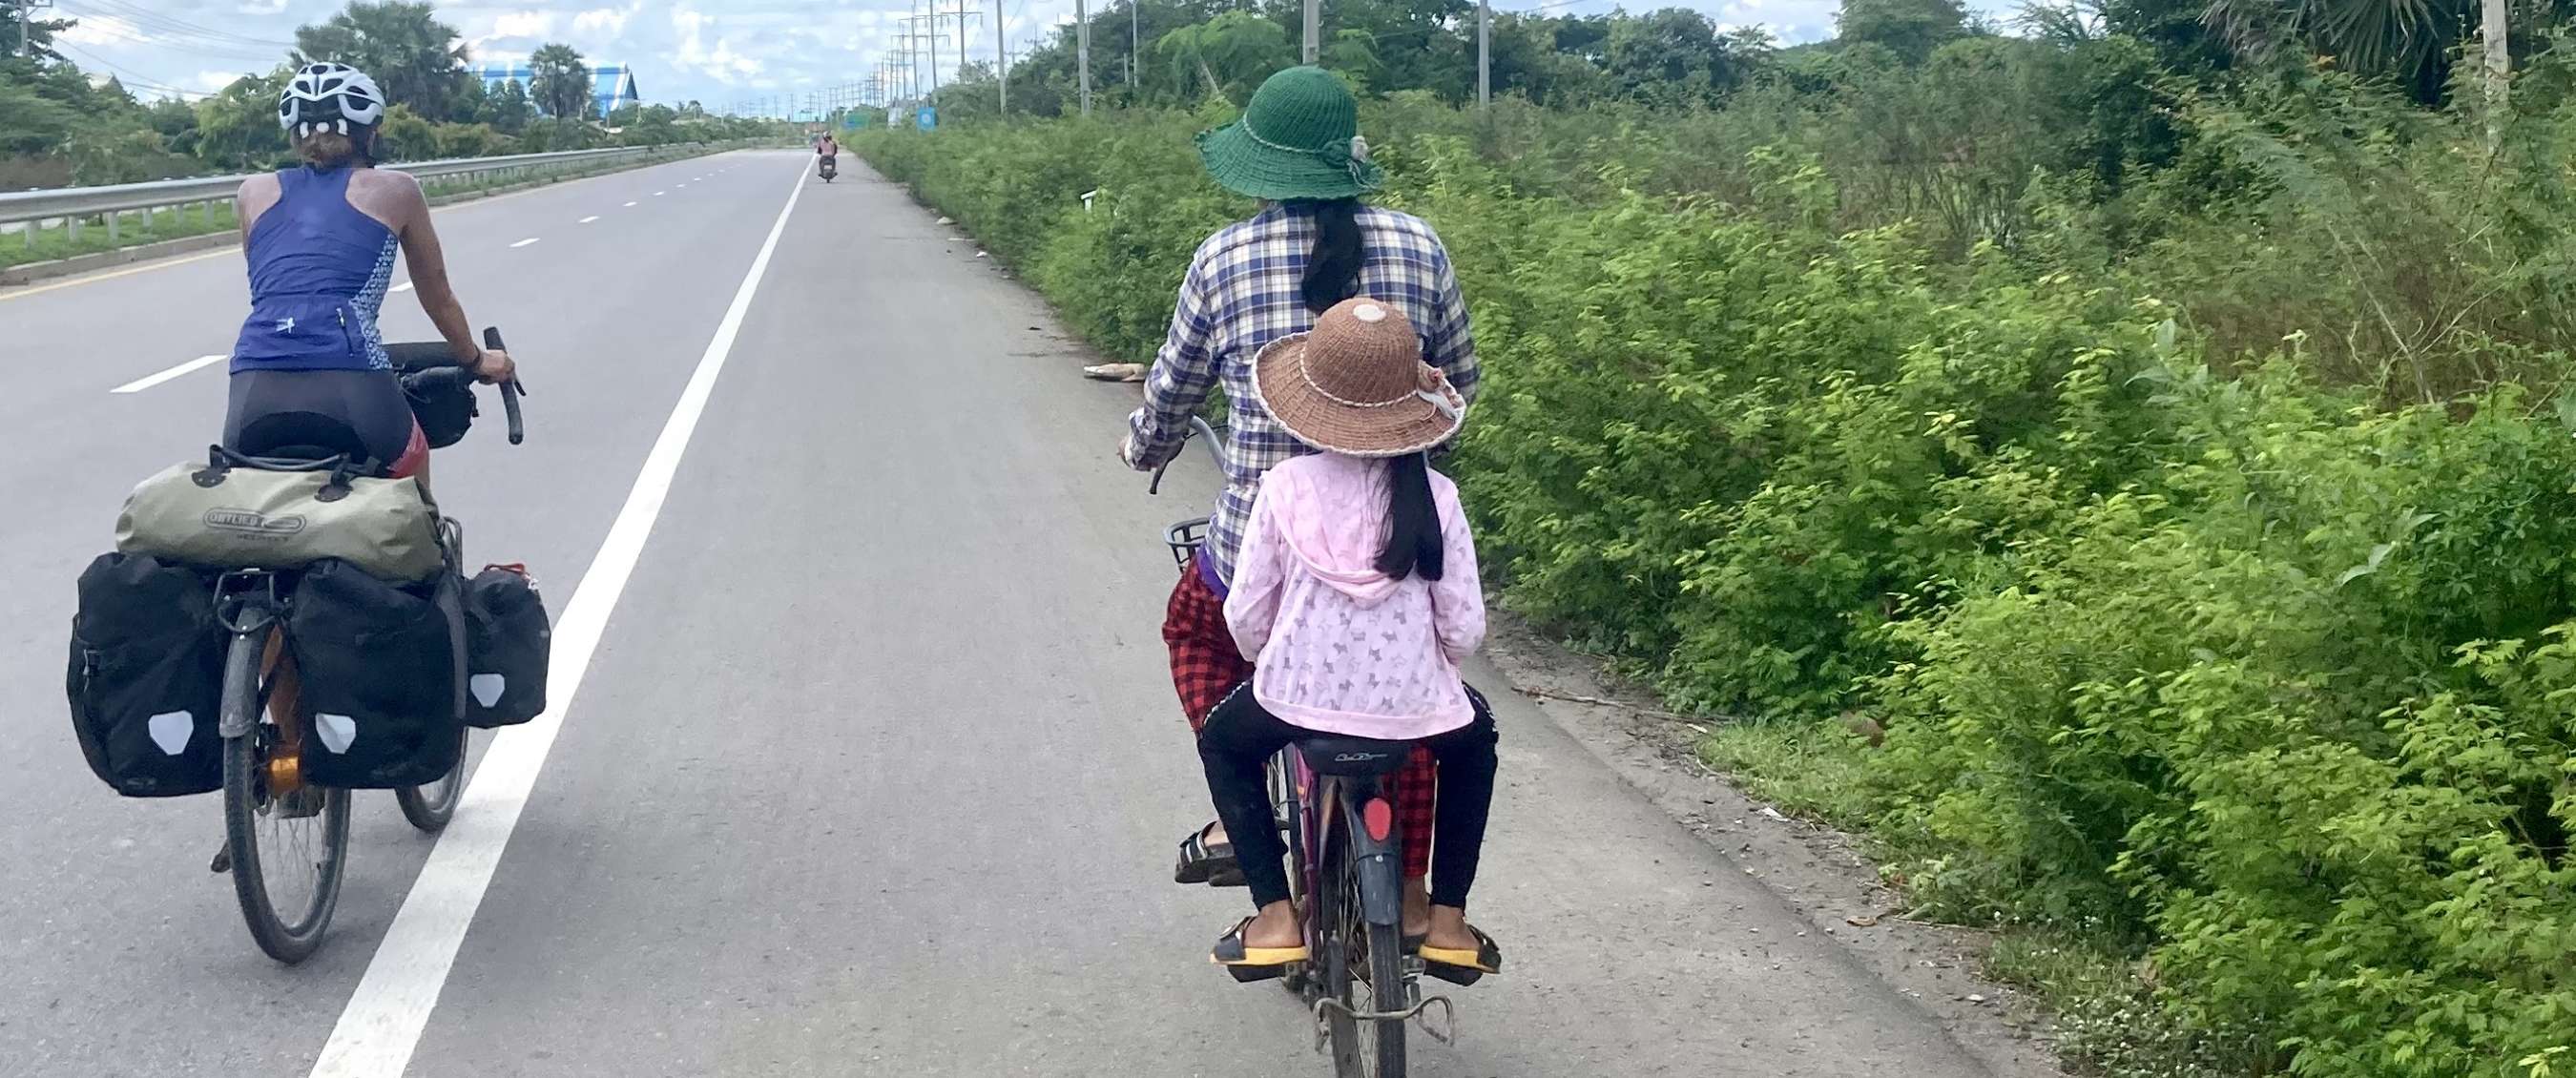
xmin=1376 ymin=452 xmax=1444 ymax=581
xmin=1290 ymin=197 xmax=1364 ymax=315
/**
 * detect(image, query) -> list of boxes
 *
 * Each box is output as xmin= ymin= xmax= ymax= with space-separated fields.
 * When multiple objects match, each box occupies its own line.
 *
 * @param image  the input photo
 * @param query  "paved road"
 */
xmin=0 ymin=151 xmax=1995 ymax=1077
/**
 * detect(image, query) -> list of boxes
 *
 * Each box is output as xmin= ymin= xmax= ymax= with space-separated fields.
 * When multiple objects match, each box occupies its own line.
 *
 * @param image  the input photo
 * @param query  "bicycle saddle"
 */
xmin=1298 ymin=736 xmax=1413 ymax=777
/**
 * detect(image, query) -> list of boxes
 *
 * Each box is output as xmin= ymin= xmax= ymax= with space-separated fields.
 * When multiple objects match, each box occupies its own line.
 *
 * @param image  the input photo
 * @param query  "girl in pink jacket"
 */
xmin=1200 ymin=297 xmax=1502 ymax=986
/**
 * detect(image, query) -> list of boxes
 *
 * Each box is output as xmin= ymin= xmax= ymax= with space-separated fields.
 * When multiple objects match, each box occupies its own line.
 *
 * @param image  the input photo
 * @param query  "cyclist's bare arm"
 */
xmin=234 ymin=175 xmax=281 ymax=238
xmin=367 ymin=173 xmax=512 ymax=382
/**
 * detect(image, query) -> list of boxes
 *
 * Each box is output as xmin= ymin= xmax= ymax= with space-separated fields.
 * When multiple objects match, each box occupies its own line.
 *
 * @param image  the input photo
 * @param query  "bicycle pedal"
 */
xmin=1226 ymin=963 xmax=1288 ymax=984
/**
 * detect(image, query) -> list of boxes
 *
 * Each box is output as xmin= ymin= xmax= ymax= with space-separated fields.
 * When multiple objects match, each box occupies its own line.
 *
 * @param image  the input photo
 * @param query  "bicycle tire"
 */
xmin=220 ymin=632 xmax=349 ymax=964
xmin=1271 ymin=751 xmax=1310 ymax=996
xmin=1320 ymin=820 xmax=1408 ymax=1078
xmin=1319 ymin=825 xmax=1366 ymax=1078
xmin=394 ymin=728 xmax=466 ymax=831
xmin=400 ymin=516 xmax=468 ymax=832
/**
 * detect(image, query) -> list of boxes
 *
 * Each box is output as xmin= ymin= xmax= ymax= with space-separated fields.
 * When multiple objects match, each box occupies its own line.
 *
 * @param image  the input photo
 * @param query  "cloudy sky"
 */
xmin=53 ymin=0 xmax=1848 ymax=114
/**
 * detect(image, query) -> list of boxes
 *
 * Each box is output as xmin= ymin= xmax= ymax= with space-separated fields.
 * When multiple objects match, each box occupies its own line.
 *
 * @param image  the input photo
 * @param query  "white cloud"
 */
xmin=196 ymin=70 xmax=244 ymax=92
xmin=572 ymin=3 xmax=641 ymax=39
xmin=490 ymin=10 xmax=559 ymax=38
xmin=237 ymin=0 xmax=288 ymax=13
xmin=671 ymin=6 xmax=763 ymax=85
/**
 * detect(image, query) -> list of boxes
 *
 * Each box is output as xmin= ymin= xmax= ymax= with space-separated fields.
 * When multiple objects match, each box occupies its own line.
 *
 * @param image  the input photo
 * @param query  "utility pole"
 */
xmin=995 ymin=1 xmax=1008 ymax=114
xmin=1476 ymin=0 xmax=1490 ymax=110
xmin=949 ymin=0 xmax=982 ymax=93
xmin=1131 ymin=0 xmax=1141 ymax=88
xmin=1076 ymin=0 xmax=1091 ymax=115
xmin=2483 ymin=0 xmax=2509 ymax=149
xmin=1303 ymin=0 xmax=1318 ymax=65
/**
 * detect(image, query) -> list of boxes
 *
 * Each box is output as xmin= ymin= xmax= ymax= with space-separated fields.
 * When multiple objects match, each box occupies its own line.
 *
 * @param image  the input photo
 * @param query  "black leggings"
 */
xmin=1198 ymin=684 xmax=1499 ymax=910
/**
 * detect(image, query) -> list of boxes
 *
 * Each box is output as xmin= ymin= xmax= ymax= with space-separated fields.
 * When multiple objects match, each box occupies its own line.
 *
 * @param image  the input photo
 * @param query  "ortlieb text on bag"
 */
xmin=287 ymin=559 xmax=461 ymax=789
xmin=462 ymin=564 xmax=550 ymax=728
xmin=116 ymin=447 xmax=444 ymax=583
xmin=66 ymin=553 xmax=226 ymax=798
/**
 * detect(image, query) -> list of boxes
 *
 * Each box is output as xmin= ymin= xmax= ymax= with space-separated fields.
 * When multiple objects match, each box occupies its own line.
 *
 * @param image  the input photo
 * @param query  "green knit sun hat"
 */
xmin=1195 ymin=66 xmax=1381 ymax=201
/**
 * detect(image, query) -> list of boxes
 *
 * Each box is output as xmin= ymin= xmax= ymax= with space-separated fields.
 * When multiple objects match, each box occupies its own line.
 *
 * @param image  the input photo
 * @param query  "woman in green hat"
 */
xmin=1119 ymin=65 xmax=1483 ymax=956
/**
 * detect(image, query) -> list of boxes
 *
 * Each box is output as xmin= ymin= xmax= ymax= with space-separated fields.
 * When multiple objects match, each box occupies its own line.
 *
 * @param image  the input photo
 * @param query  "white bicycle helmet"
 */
xmin=277 ymin=62 xmax=387 ymax=136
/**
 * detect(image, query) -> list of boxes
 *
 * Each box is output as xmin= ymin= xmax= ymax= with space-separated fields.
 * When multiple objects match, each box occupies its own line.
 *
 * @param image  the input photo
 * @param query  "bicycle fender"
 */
xmin=1341 ymin=796 xmax=1406 ymax=927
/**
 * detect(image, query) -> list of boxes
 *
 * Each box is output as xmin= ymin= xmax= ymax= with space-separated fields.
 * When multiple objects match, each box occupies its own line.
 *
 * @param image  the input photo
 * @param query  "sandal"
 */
xmin=1174 ymin=821 xmax=1244 ymax=887
xmin=1211 ymin=917 xmax=1308 ymax=984
xmin=1419 ymin=924 xmax=1503 ymax=986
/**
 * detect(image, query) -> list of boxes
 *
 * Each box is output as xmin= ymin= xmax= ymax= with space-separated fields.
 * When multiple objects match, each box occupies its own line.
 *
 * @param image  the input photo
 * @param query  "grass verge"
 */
xmin=1 ymin=146 xmax=728 ymax=273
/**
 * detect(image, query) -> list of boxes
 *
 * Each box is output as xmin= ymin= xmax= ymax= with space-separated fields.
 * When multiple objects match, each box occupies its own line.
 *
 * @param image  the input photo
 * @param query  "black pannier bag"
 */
xmin=288 ymin=559 xmax=461 ymax=789
xmin=462 ymin=565 xmax=549 ymax=728
xmin=66 ymin=553 xmax=228 ymax=797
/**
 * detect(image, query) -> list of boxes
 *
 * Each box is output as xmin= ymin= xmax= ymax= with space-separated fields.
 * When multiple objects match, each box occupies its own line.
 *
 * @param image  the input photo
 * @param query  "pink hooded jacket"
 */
xmin=1223 ymin=452 xmax=1486 ymax=739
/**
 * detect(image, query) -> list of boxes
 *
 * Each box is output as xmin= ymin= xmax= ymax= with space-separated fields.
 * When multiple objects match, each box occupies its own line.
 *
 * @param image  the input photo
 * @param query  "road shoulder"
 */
xmin=1479 ymin=617 xmax=2071 ymax=1078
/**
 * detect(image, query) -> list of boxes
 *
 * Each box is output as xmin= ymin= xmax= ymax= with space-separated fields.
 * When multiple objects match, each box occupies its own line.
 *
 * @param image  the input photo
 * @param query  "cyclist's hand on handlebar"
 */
xmin=1117 ymin=434 xmax=1141 ymax=469
xmin=472 ymin=347 xmax=516 ymax=384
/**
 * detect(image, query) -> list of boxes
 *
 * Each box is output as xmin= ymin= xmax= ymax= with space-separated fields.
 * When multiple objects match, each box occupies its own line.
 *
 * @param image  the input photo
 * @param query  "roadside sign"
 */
xmin=916 ymin=106 xmax=936 ymax=133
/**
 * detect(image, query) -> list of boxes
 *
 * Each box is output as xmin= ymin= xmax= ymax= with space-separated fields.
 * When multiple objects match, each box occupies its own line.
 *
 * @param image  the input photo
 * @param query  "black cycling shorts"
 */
xmin=223 ymin=368 xmax=417 ymax=467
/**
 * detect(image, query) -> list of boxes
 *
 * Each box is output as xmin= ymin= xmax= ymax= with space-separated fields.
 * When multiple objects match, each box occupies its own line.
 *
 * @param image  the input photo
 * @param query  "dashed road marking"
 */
xmin=111 ymin=354 xmax=224 ymax=394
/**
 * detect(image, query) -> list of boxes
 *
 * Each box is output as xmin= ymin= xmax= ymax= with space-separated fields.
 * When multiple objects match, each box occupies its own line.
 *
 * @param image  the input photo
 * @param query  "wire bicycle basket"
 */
xmin=1166 ymin=516 xmax=1211 ymax=571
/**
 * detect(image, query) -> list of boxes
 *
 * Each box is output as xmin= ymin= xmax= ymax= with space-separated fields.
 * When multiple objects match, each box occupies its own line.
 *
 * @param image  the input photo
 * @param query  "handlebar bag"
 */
xmin=288 ymin=558 xmax=462 ymax=789
xmin=115 ymin=447 xmax=444 ymax=583
xmin=462 ymin=565 xmax=550 ymax=728
xmin=401 ymin=368 xmax=480 ymax=450
xmin=65 ymin=552 xmax=227 ymax=797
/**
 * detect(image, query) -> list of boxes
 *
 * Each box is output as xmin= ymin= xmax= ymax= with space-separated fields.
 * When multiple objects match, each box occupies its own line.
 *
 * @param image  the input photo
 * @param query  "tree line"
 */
xmin=1 ymin=0 xmax=781 ymax=188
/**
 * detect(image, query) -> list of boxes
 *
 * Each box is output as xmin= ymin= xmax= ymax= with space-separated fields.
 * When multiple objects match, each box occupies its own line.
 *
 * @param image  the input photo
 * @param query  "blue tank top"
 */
xmin=231 ymin=165 xmax=398 ymax=373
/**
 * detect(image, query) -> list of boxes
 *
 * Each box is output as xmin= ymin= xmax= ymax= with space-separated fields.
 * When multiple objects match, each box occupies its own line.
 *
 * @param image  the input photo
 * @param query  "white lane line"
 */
xmin=509 ymin=237 xmax=540 ymax=248
xmin=391 ymin=281 xmax=414 ymax=294
xmin=622 ymin=200 xmax=637 ymax=207
xmin=654 ymin=190 xmax=665 ymax=196
xmin=305 ymin=159 xmax=809 ymax=1078
xmin=578 ymin=215 xmax=599 ymax=224
xmin=110 ymin=354 xmax=224 ymax=394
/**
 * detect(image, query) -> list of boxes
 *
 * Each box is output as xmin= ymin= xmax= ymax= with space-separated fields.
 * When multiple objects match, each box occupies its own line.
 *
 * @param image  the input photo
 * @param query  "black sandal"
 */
xmin=1174 ymin=821 xmax=1244 ymax=887
xmin=1419 ymin=924 xmax=1503 ymax=986
xmin=1211 ymin=917 xmax=1309 ymax=984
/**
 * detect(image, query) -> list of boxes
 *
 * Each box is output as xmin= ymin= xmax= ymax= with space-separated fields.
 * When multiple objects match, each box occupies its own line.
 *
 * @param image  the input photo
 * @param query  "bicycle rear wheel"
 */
xmin=220 ymin=632 xmax=349 ymax=964
xmin=395 ymin=728 xmax=466 ymax=831
xmin=1319 ymin=821 xmax=1408 ymax=1078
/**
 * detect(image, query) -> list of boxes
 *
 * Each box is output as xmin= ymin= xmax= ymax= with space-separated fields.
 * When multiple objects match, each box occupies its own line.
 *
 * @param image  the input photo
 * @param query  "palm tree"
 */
xmin=528 ymin=43 xmax=594 ymax=120
xmin=2199 ymin=0 xmax=2497 ymax=102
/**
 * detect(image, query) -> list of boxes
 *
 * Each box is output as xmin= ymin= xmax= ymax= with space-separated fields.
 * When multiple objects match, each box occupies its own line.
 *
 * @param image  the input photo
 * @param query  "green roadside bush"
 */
xmin=858 ymin=71 xmax=2576 ymax=1075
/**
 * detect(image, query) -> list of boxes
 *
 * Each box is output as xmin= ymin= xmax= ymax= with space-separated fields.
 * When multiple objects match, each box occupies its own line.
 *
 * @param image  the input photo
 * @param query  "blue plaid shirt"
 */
xmin=1127 ymin=203 xmax=1479 ymax=585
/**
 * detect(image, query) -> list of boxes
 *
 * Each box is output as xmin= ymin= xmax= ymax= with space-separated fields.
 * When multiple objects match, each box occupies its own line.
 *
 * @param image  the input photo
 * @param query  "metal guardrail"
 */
xmin=0 ymin=144 xmax=711 ymax=251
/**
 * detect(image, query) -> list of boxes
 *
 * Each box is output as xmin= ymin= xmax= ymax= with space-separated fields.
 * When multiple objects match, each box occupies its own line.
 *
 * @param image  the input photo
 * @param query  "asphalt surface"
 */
xmin=0 ymin=151 xmax=1996 ymax=1077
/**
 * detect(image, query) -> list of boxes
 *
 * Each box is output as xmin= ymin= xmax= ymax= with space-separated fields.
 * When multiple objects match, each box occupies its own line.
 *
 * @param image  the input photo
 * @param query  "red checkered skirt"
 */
xmin=1164 ymin=565 xmax=1436 ymax=880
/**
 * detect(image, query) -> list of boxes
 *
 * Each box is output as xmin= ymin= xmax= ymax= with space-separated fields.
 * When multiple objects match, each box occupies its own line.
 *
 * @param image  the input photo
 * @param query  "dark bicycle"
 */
xmin=209 ymin=327 xmax=525 ymax=964
xmin=1153 ymin=418 xmax=1451 ymax=1077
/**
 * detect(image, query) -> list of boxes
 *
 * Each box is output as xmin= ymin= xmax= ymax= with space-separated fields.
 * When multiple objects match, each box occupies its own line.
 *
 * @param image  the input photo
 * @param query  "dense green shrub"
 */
xmin=857 ymin=77 xmax=2576 ymax=1074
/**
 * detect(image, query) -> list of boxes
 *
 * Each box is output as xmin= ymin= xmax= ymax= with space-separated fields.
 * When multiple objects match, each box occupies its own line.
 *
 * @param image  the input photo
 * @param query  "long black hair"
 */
xmin=1292 ymin=197 xmax=1365 ymax=315
xmin=1376 ymin=452 xmax=1444 ymax=581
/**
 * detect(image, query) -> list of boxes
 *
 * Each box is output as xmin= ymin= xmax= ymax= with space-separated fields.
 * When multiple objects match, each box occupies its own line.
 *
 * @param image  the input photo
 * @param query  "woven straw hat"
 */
xmin=1252 ymin=298 xmax=1465 ymax=457
xmin=1195 ymin=66 xmax=1381 ymax=201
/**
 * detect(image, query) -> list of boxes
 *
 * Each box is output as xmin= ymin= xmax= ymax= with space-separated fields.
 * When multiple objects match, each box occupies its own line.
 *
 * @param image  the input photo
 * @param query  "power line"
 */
xmin=46 ymin=6 xmax=278 ymax=62
xmin=56 ymin=42 xmax=216 ymax=98
xmin=61 ymin=0 xmax=296 ymax=51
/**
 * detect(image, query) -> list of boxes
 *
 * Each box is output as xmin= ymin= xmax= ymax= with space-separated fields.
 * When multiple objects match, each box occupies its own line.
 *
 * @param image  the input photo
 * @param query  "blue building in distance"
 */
xmin=474 ymin=63 xmax=639 ymax=119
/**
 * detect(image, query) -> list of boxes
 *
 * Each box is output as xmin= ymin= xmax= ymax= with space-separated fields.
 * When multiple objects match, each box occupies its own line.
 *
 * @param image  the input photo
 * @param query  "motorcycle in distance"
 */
xmin=818 ymin=153 xmax=837 ymax=183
